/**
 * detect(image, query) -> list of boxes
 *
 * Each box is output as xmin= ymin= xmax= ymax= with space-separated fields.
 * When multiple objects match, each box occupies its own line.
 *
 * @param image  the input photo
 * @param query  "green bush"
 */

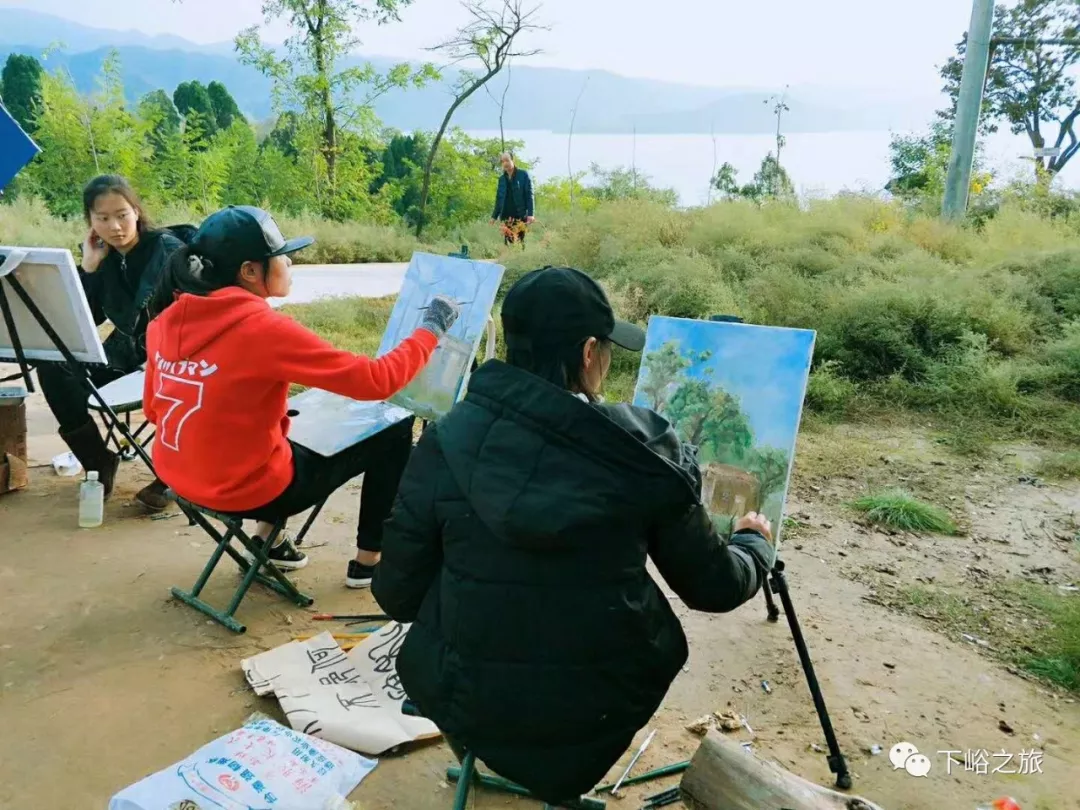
xmin=5 ymin=191 xmax=1080 ymax=446
xmin=816 ymin=286 xmax=967 ymax=382
xmin=851 ymin=490 xmax=958 ymax=534
xmin=805 ymin=361 xmax=860 ymax=419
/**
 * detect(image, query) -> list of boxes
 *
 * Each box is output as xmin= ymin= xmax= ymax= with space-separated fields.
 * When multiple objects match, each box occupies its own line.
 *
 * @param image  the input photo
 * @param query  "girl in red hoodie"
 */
xmin=143 ymin=205 xmax=459 ymax=585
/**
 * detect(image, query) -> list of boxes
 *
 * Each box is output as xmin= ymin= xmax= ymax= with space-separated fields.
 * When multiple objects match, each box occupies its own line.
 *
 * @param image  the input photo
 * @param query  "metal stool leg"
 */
xmin=452 ymin=751 xmax=476 ymax=810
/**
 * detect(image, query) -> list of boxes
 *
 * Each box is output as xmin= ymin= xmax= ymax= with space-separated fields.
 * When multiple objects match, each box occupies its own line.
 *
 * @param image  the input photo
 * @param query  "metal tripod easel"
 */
xmin=708 ymin=313 xmax=851 ymax=789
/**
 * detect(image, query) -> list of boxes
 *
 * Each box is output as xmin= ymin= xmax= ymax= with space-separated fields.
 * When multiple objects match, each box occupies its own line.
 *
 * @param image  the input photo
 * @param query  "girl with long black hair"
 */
xmin=37 ymin=175 xmax=182 ymax=510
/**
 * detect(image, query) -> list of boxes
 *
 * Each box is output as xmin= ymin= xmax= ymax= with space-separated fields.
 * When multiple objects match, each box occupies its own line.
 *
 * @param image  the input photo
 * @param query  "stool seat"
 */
xmin=400 ymin=702 xmax=606 ymax=810
xmin=169 ymin=494 xmax=315 ymax=633
xmin=87 ymin=370 xmax=155 ymax=462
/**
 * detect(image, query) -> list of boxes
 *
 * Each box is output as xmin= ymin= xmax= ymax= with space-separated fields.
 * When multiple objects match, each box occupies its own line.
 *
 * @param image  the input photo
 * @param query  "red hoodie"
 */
xmin=143 ymin=287 xmax=437 ymax=513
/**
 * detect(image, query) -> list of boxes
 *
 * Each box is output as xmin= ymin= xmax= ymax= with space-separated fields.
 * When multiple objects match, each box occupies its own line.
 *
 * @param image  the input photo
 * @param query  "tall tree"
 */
xmin=765 ymin=86 xmax=790 ymax=170
xmin=1 ymin=53 xmax=44 ymax=133
xmin=886 ymin=119 xmax=991 ymax=200
xmin=23 ymin=52 xmax=151 ymax=216
xmin=173 ymin=80 xmax=219 ymax=139
xmin=414 ymin=0 xmax=545 ymax=236
xmin=138 ymin=89 xmax=182 ymax=150
xmin=207 ymin=80 xmax=245 ymax=131
xmin=236 ymin=0 xmax=438 ymax=215
xmin=940 ymin=0 xmax=1080 ymax=179
xmin=640 ymin=341 xmax=692 ymax=411
xmin=265 ymin=110 xmax=303 ymax=158
xmin=712 ymin=154 xmax=795 ymax=202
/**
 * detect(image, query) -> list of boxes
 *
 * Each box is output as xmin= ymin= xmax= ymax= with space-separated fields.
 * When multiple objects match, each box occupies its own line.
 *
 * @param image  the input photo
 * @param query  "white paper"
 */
xmin=242 ymin=625 xmax=440 ymax=756
xmin=52 ymin=451 xmax=81 ymax=477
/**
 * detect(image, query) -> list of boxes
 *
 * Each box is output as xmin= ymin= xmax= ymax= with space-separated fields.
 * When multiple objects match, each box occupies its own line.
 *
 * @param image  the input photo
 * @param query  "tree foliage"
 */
xmin=940 ymin=0 xmax=1080 ymax=178
xmin=236 ymin=0 xmax=438 ymax=217
xmin=174 ymin=79 xmax=218 ymax=138
xmin=642 ymin=340 xmax=789 ymax=505
xmin=7 ymin=50 xmax=536 ymax=231
xmin=138 ymin=89 xmax=182 ymax=150
xmin=712 ymin=154 xmax=795 ymax=202
xmin=887 ymin=120 xmax=991 ymax=201
xmin=207 ymin=80 xmax=245 ymax=131
xmin=640 ymin=341 xmax=692 ymax=410
xmin=1 ymin=53 xmax=44 ymax=133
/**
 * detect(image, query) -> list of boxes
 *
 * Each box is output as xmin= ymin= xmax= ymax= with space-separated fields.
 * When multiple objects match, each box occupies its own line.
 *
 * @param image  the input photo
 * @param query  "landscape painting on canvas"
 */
xmin=632 ymin=316 xmax=815 ymax=544
xmin=379 ymin=252 xmax=504 ymax=421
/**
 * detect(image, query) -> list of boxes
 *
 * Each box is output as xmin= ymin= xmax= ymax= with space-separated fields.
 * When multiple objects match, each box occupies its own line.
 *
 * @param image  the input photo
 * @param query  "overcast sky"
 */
xmin=1 ymin=0 xmax=977 ymax=94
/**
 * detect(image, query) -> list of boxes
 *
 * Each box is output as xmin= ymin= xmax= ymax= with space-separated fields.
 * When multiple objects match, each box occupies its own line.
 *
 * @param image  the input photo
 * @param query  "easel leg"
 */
xmin=0 ymin=279 xmax=35 ymax=393
xmin=769 ymin=560 xmax=852 ymax=790
xmin=4 ymin=275 xmax=153 ymax=470
xmin=762 ymin=578 xmax=781 ymax=622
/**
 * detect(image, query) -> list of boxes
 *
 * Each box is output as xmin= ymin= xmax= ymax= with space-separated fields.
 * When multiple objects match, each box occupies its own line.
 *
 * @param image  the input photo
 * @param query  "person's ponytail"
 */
xmin=150 ymin=245 xmax=237 ymax=317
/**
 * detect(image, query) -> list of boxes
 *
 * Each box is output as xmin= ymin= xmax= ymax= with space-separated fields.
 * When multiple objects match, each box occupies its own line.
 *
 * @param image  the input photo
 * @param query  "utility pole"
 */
xmin=942 ymin=0 xmax=996 ymax=220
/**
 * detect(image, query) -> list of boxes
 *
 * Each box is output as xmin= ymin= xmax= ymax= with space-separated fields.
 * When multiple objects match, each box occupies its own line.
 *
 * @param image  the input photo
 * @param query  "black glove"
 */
xmin=420 ymin=294 xmax=461 ymax=339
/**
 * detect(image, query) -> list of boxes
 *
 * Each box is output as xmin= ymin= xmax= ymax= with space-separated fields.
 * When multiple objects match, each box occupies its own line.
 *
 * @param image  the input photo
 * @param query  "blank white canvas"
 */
xmin=0 ymin=247 xmax=107 ymax=366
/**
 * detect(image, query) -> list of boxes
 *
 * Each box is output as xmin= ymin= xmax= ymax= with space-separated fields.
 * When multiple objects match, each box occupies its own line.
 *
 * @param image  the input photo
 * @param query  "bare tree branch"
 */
xmin=413 ymin=0 xmax=547 ymax=236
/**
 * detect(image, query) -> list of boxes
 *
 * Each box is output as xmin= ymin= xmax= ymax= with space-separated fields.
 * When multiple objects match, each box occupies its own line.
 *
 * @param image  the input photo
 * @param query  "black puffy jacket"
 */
xmin=80 ymin=228 xmax=183 ymax=370
xmin=373 ymin=360 xmax=773 ymax=804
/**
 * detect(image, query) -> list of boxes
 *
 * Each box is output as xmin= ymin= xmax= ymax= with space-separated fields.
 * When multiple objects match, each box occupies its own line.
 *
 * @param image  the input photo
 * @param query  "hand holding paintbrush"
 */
xmin=418 ymin=294 xmax=462 ymax=339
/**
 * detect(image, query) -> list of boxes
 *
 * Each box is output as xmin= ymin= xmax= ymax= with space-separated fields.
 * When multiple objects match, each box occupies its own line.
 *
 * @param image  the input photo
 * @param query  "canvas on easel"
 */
xmin=0 ymin=247 xmax=108 ymax=367
xmin=631 ymin=316 xmax=815 ymax=545
xmin=287 ymin=252 xmax=505 ymax=457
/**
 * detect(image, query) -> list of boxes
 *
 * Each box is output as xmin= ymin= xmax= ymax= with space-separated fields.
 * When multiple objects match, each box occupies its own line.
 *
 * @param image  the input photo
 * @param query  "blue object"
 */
xmin=0 ymin=103 xmax=40 ymax=190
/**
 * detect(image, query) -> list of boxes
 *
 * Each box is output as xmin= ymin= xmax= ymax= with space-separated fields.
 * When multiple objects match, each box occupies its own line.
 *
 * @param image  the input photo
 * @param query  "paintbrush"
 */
xmin=611 ymin=729 xmax=657 ymax=796
xmin=417 ymin=299 xmax=472 ymax=310
xmin=311 ymin=613 xmax=389 ymax=621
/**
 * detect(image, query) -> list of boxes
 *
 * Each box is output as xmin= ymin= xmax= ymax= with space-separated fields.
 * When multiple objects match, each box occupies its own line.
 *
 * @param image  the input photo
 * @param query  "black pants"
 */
xmin=37 ymin=361 xmax=129 ymax=434
xmin=243 ymin=417 xmax=415 ymax=552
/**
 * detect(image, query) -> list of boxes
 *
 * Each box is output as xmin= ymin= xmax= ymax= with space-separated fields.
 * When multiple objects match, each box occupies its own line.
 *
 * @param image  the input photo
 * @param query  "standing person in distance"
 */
xmin=490 ymin=151 xmax=535 ymax=247
xmin=36 ymin=174 xmax=183 ymax=511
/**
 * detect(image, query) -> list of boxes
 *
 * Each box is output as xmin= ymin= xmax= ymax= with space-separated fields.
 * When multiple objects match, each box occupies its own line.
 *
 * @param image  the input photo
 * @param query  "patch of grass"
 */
xmin=1016 ymin=584 xmax=1080 ymax=691
xmin=851 ymin=490 xmax=957 ymax=534
xmin=281 ymin=295 xmax=394 ymax=355
xmin=1036 ymin=451 xmax=1080 ymax=480
xmin=902 ymin=585 xmax=985 ymax=629
xmin=902 ymin=581 xmax=1080 ymax=693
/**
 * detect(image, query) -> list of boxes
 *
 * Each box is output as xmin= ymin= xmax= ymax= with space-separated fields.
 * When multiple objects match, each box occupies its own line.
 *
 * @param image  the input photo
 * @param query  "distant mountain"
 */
xmin=0 ymin=9 xmax=936 ymax=135
xmin=0 ymin=7 xmax=230 ymax=55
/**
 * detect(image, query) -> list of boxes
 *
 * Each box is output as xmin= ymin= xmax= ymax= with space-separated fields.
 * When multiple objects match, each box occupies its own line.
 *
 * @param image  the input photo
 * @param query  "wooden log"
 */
xmin=680 ymin=732 xmax=886 ymax=810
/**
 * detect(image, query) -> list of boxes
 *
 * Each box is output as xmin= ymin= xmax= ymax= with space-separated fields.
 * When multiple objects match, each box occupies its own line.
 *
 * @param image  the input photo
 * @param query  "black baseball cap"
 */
xmin=502 ymin=266 xmax=646 ymax=352
xmin=192 ymin=205 xmax=314 ymax=268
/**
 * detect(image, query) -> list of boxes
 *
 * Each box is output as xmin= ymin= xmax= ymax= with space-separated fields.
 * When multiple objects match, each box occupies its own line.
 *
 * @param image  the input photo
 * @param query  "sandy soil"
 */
xmin=2 ymin=392 xmax=1079 ymax=810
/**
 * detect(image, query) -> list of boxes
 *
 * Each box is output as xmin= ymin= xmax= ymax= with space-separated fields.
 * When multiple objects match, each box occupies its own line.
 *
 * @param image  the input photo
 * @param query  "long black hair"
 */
xmin=150 ymin=243 xmax=247 ymax=317
xmin=82 ymin=174 xmax=154 ymax=233
xmin=505 ymin=336 xmax=611 ymax=403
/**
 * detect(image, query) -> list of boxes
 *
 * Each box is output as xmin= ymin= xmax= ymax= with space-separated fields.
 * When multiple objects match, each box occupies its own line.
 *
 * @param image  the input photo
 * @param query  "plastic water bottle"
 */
xmin=78 ymin=471 xmax=104 ymax=528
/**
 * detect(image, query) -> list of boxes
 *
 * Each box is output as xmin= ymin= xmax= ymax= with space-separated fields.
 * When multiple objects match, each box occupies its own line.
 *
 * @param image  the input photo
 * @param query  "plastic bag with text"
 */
xmin=108 ymin=716 xmax=376 ymax=810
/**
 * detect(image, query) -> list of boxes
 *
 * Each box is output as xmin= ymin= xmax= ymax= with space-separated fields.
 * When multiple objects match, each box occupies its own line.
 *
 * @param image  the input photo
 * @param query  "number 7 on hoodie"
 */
xmin=155 ymin=373 xmax=205 ymax=451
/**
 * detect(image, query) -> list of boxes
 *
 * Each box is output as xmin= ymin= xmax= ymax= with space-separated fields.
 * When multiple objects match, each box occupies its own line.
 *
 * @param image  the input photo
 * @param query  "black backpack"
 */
xmin=164 ymin=224 xmax=198 ymax=245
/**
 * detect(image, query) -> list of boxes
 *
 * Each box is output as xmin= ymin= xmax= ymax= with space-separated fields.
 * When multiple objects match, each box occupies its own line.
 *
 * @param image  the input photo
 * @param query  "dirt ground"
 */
xmin=2 ymin=391 xmax=1079 ymax=810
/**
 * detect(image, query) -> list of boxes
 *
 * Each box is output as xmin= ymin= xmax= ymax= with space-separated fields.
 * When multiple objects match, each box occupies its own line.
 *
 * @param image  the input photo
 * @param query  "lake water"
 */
xmin=468 ymin=129 xmax=1074 ymax=206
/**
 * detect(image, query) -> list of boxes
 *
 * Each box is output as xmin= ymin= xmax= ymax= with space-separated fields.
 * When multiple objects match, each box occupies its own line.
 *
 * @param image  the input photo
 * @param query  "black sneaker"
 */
xmin=248 ymin=534 xmax=308 ymax=572
xmin=346 ymin=560 xmax=376 ymax=589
